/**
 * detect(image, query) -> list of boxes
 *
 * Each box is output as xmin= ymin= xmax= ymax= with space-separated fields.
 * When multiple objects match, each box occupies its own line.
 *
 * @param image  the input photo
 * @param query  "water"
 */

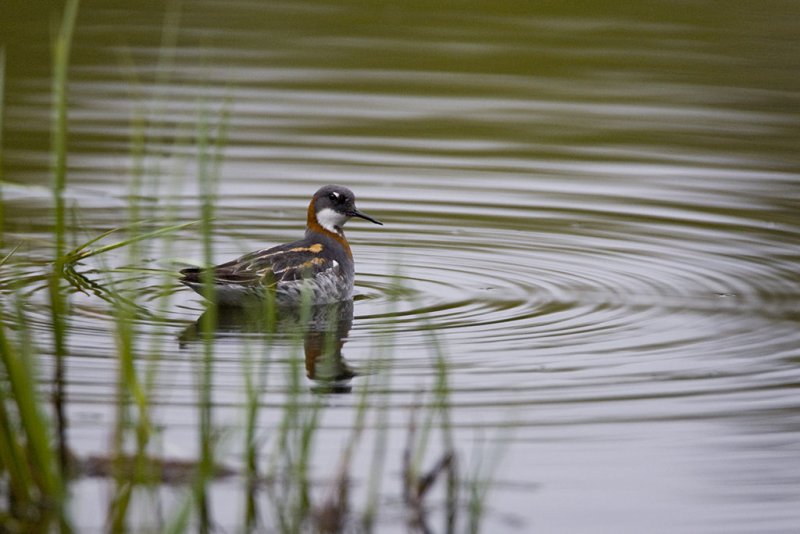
xmin=2 ymin=1 xmax=800 ymax=532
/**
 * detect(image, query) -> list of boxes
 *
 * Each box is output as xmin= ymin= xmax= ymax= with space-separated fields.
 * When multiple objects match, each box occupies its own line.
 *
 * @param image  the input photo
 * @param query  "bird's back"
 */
xmin=179 ymin=233 xmax=354 ymax=305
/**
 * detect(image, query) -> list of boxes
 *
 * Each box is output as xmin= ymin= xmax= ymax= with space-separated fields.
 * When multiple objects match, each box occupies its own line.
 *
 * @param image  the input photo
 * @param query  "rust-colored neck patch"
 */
xmin=307 ymin=197 xmax=353 ymax=258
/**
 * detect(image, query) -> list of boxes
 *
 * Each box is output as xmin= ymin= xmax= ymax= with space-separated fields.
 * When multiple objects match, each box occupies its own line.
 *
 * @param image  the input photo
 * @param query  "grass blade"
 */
xmin=64 ymin=220 xmax=199 ymax=264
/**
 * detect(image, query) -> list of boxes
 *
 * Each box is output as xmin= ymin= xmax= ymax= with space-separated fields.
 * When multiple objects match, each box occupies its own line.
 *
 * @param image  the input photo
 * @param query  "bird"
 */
xmin=179 ymin=185 xmax=382 ymax=306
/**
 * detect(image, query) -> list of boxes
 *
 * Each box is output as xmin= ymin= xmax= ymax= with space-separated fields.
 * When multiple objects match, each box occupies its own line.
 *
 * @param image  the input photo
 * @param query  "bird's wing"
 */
xmin=180 ymin=241 xmax=334 ymax=287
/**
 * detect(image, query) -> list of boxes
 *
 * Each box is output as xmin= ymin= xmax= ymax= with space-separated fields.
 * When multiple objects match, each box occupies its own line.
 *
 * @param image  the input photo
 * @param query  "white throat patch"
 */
xmin=316 ymin=207 xmax=348 ymax=234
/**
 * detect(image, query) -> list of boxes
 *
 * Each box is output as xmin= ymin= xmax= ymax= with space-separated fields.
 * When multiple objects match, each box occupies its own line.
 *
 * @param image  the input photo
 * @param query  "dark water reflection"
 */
xmin=1 ymin=0 xmax=800 ymax=532
xmin=180 ymin=301 xmax=357 ymax=392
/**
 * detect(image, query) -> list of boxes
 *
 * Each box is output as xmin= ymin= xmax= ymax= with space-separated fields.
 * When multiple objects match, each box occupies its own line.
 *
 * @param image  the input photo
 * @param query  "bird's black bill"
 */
xmin=351 ymin=209 xmax=383 ymax=225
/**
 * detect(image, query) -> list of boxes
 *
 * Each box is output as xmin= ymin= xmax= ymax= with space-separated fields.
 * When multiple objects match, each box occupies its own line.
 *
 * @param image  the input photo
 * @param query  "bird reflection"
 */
xmin=179 ymin=299 xmax=356 ymax=393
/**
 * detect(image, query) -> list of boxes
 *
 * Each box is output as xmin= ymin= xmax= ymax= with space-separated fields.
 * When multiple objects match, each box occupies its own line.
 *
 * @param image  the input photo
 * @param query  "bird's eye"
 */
xmin=328 ymin=192 xmax=343 ymax=203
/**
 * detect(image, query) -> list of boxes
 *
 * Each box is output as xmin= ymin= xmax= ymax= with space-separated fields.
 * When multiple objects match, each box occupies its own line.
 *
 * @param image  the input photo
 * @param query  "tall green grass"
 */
xmin=49 ymin=0 xmax=80 ymax=485
xmin=0 ymin=1 xmax=80 ymax=531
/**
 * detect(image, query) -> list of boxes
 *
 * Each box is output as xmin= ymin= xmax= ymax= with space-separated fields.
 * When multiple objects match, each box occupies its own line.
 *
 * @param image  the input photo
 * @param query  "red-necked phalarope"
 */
xmin=180 ymin=185 xmax=382 ymax=305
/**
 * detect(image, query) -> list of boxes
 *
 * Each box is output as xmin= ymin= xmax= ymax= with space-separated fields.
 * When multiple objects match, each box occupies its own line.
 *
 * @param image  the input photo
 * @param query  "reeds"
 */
xmin=0 ymin=2 xmax=502 ymax=532
xmin=0 ymin=1 xmax=80 ymax=530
